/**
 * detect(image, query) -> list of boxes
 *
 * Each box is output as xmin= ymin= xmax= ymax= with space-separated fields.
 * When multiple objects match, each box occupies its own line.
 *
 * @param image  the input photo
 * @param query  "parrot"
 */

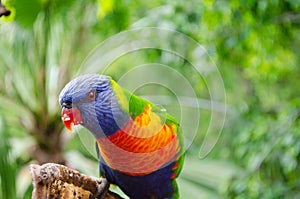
xmin=59 ymin=74 xmax=185 ymax=199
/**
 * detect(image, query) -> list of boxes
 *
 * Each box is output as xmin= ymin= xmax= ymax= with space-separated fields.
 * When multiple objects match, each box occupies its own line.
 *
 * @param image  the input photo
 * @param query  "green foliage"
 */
xmin=196 ymin=1 xmax=300 ymax=198
xmin=222 ymin=108 xmax=300 ymax=198
xmin=0 ymin=117 xmax=17 ymax=199
xmin=11 ymin=0 xmax=43 ymax=28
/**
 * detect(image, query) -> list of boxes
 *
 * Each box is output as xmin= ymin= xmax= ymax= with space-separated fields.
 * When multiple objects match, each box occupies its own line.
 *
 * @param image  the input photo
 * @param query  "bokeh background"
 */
xmin=1 ymin=0 xmax=300 ymax=198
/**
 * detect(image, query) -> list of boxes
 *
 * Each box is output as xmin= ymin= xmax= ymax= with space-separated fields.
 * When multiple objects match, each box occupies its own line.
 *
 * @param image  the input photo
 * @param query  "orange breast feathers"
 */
xmin=96 ymin=105 xmax=181 ymax=176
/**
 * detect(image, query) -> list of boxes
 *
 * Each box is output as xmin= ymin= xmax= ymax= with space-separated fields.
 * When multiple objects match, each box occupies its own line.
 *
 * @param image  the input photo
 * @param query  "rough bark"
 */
xmin=29 ymin=163 xmax=124 ymax=199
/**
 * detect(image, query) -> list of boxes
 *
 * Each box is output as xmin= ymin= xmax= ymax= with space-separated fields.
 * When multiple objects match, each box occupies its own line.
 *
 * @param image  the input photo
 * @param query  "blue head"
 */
xmin=59 ymin=74 xmax=128 ymax=138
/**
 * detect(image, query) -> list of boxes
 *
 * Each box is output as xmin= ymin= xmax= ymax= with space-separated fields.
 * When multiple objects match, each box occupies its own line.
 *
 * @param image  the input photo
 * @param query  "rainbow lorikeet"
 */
xmin=59 ymin=74 xmax=185 ymax=199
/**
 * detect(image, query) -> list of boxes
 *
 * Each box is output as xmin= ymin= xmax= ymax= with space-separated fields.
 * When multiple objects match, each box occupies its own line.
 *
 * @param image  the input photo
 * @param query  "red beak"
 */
xmin=61 ymin=107 xmax=83 ymax=132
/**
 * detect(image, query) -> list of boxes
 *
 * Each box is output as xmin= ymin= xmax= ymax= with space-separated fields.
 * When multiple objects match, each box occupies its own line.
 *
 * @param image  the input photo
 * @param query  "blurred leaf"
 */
xmin=97 ymin=0 xmax=114 ymax=19
xmin=11 ymin=0 xmax=43 ymax=28
xmin=0 ymin=117 xmax=17 ymax=199
xmin=180 ymin=156 xmax=239 ymax=195
xmin=179 ymin=178 xmax=218 ymax=199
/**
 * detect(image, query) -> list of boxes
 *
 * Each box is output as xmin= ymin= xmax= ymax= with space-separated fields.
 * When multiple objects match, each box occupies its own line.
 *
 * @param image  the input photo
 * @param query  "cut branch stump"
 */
xmin=29 ymin=163 xmax=123 ymax=199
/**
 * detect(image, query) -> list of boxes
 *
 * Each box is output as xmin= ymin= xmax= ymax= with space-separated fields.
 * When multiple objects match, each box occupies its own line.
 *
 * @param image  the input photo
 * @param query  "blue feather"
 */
xmin=100 ymin=159 xmax=177 ymax=199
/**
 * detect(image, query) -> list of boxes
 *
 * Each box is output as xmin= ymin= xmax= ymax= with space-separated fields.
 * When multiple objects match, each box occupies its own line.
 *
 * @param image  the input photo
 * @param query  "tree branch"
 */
xmin=29 ymin=163 xmax=124 ymax=199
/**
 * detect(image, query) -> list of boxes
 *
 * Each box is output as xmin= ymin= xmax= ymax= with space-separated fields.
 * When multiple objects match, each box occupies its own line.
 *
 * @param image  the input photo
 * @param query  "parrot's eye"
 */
xmin=87 ymin=90 xmax=97 ymax=101
xmin=62 ymin=102 xmax=72 ymax=109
